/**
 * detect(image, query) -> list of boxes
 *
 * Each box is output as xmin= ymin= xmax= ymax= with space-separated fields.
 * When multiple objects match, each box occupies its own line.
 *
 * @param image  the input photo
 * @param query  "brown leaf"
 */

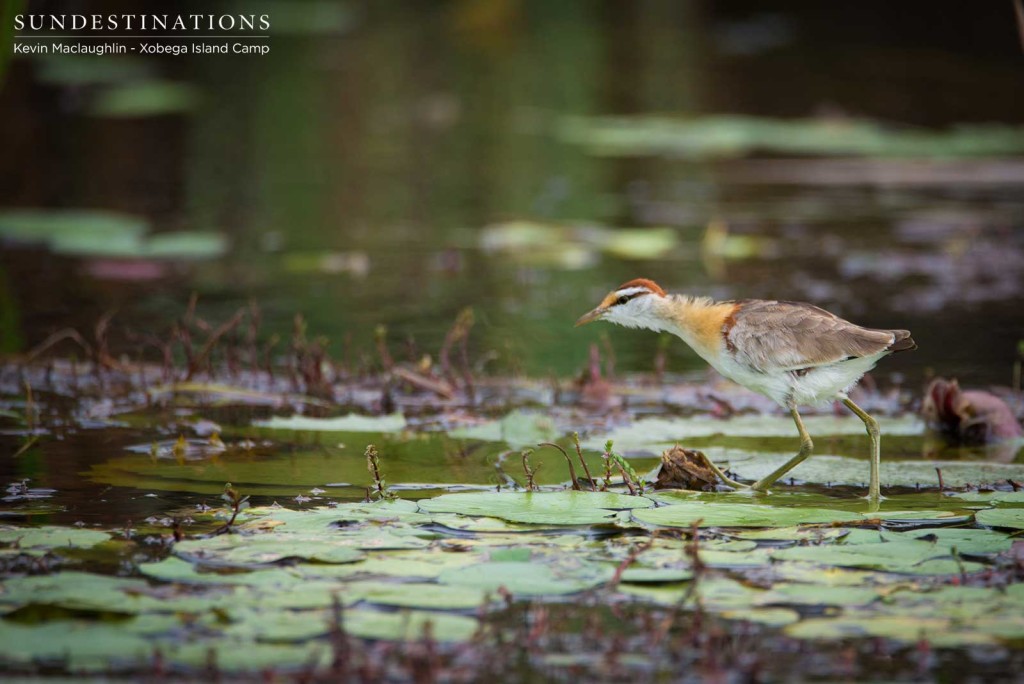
xmin=654 ymin=445 xmax=719 ymax=491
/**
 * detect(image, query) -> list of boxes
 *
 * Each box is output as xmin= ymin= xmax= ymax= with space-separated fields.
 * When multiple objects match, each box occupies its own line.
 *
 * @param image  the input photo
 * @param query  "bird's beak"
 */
xmin=574 ymin=307 xmax=607 ymax=327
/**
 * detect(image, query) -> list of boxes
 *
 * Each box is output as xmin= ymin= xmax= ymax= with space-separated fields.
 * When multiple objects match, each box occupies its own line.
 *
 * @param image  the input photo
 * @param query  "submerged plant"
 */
xmin=366 ymin=444 xmax=396 ymax=501
xmin=521 ymin=449 xmax=540 ymax=491
xmin=572 ymin=432 xmax=597 ymax=491
xmin=214 ymin=482 xmax=250 ymax=534
xmin=605 ymin=440 xmax=646 ymax=495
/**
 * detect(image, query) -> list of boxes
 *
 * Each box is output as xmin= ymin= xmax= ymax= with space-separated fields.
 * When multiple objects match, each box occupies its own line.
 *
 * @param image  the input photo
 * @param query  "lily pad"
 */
xmin=773 ymin=540 xmax=986 ymax=574
xmin=344 ymin=609 xmax=479 ymax=642
xmin=349 ymin=581 xmax=490 ymax=609
xmin=174 ymin=533 xmax=366 ymax=566
xmin=448 ymin=410 xmax=558 ymax=448
xmin=90 ymin=81 xmax=200 ymax=117
xmin=559 ymin=114 xmax=1024 ymax=160
xmin=253 ymin=412 xmax=407 ymax=433
xmin=785 ymin=615 xmax=994 ymax=647
xmin=583 ymin=414 xmax=923 ymax=452
xmin=975 ymin=508 xmax=1024 ymax=530
xmin=951 ymin=490 xmax=1024 ymax=504
xmin=0 ymin=525 xmax=110 ymax=551
xmin=0 ymin=572 xmax=158 ymax=615
xmin=0 ymin=621 xmax=151 ymax=671
xmin=439 ymin=561 xmax=610 ymax=596
xmin=880 ymin=528 xmax=1012 ymax=556
xmin=418 ymin=491 xmax=653 ymax=525
xmin=632 ymin=502 xmax=861 ymax=528
xmin=730 ymin=454 xmax=1024 ymax=489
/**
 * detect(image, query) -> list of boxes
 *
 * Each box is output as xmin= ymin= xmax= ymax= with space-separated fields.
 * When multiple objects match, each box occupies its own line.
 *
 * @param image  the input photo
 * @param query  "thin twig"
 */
xmin=538 ymin=442 xmax=581 ymax=490
xmin=187 ymin=308 xmax=247 ymax=380
xmin=572 ymin=432 xmax=597 ymax=491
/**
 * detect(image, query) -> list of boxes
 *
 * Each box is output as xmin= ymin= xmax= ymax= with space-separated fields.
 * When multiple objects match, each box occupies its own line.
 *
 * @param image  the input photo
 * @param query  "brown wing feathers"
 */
xmin=725 ymin=300 xmax=915 ymax=372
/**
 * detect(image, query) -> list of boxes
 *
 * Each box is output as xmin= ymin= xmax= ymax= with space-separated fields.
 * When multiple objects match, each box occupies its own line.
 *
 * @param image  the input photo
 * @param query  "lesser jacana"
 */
xmin=575 ymin=278 xmax=916 ymax=500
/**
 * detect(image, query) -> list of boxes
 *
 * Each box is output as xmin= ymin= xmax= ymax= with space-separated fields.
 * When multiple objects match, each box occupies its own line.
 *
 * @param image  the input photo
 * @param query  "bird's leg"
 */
xmin=694 ymin=451 xmax=748 ymax=490
xmin=750 ymin=406 xmax=813 ymax=492
xmin=841 ymin=397 xmax=881 ymax=501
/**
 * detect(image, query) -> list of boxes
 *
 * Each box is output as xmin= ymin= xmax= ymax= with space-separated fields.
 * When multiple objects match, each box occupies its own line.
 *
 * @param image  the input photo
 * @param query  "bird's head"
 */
xmin=574 ymin=278 xmax=668 ymax=330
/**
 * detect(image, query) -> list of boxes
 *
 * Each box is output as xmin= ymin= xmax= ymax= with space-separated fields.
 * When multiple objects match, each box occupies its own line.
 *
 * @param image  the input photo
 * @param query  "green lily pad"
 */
xmin=755 ymin=584 xmax=881 ymax=608
xmin=245 ymin=501 xmax=432 ymax=530
xmin=174 ymin=533 xmax=366 ymax=566
xmin=439 ymin=561 xmax=610 ymax=596
xmin=559 ymin=114 xmax=1024 ymax=160
xmin=138 ymin=557 xmax=302 ymax=587
xmin=143 ymin=231 xmax=227 ymax=259
xmin=773 ymin=540 xmax=986 ymax=574
xmin=618 ymin=567 xmax=694 ymax=583
xmin=720 ymin=607 xmax=800 ymax=626
xmin=730 ymin=454 xmax=1024 ymax=489
xmin=951 ymin=490 xmax=1024 ymax=504
xmin=632 ymin=502 xmax=861 ymax=528
xmin=418 ymin=491 xmax=653 ymax=525
xmin=597 ymin=227 xmax=678 ymax=260
xmin=90 ymin=81 xmax=200 ymax=117
xmin=349 ymin=581 xmax=490 ymax=609
xmin=448 ymin=410 xmax=559 ymax=448
xmin=344 ymin=609 xmax=479 ymax=642
xmin=0 ymin=572 xmax=158 ymax=615
xmin=223 ymin=608 xmax=332 ymax=642
xmin=880 ymin=528 xmax=1012 ymax=556
xmin=0 ymin=621 xmax=151 ymax=671
xmin=785 ymin=615 xmax=995 ymax=647
xmin=0 ymin=210 xmax=146 ymax=255
xmin=0 ymin=525 xmax=110 ymax=551
xmin=734 ymin=526 xmax=849 ymax=542
xmin=253 ymin=412 xmax=407 ymax=433
xmin=295 ymin=549 xmax=481 ymax=580
xmin=35 ymin=55 xmax=154 ymax=85
xmin=975 ymin=508 xmax=1024 ymax=530
xmin=583 ymin=414 xmax=923 ymax=452
xmin=162 ymin=640 xmax=327 ymax=671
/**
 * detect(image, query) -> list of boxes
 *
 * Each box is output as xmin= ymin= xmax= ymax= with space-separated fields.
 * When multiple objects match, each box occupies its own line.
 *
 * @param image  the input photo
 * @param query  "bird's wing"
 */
xmin=724 ymin=300 xmax=897 ymax=372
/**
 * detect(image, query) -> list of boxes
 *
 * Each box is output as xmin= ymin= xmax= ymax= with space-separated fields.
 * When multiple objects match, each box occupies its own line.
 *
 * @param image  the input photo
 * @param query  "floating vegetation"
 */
xmin=1 ymin=299 xmax=1022 ymax=679
xmin=2 ymin=486 xmax=1024 ymax=676
xmin=558 ymin=114 xmax=1024 ymax=159
xmin=0 ymin=210 xmax=226 ymax=260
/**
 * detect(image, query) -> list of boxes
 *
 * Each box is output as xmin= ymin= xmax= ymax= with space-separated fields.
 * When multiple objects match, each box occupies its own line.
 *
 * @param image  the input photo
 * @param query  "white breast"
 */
xmin=709 ymin=351 xmax=890 ymax=407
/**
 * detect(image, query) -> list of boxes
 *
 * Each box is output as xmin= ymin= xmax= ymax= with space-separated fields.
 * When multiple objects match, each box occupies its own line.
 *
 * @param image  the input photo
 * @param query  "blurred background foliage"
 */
xmin=0 ymin=0 xmax=1022 ymax=384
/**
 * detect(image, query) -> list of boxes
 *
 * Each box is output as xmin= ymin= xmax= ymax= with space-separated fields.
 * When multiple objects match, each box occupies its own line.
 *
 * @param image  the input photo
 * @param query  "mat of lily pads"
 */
xmin=2 ymin=488 xmax=1023 ymax=673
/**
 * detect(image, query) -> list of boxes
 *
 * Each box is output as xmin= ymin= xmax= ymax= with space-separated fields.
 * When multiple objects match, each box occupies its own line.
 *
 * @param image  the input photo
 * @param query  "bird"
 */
xmin=575 ymin=278 xmax=916 ymax=500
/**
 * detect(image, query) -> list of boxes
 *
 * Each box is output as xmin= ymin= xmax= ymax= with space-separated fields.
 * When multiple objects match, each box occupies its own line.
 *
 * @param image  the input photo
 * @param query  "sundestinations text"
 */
xmin=14 ymin=14 xmax=270 ymax=32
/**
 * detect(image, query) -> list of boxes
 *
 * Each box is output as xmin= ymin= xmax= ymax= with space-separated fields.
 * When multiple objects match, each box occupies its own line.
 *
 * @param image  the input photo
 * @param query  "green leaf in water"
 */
xmin=448 ymin=410 xmax=559 ymax=448
xmin=90 ymin=81 xmax=200 ymax=117
xmin=439 ymin=560 xmax=610 ymax=596
xmin=975 ymin=507 xmax=1024 ymax=530
xmin=253 ymin=412 xmax=407 ymax=433
xmin=632 ymin=501 xmax=862 ymax=528
xmin=344 ymin=609 xmax=479 ymax=642
xmin=0 ymin=525 xmax=110 ymax=551
xmin=418 ymin=491 xmax=654 ymax=525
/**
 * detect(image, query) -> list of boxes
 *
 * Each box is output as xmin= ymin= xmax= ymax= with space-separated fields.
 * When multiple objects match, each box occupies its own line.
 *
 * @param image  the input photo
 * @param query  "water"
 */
xmin=2 ymin=0 xmax=1022 ymax=518
xmin=1 ymin=1 xmax=1021 ymax=385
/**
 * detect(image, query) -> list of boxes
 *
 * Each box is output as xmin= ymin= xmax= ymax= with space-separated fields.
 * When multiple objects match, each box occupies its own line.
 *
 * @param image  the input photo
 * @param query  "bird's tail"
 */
xmin=888 ymin=330 xmax=917 ymax=353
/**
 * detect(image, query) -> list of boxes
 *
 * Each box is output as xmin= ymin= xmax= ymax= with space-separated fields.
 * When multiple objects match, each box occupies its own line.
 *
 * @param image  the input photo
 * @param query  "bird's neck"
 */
xmin=655 ymin=295 xmax=737 ymax=359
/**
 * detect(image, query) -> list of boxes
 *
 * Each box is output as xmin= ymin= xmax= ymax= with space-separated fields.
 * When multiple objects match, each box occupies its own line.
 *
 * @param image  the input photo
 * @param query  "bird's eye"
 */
xmin=616 ymin=295 xmax=630 ymax=306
